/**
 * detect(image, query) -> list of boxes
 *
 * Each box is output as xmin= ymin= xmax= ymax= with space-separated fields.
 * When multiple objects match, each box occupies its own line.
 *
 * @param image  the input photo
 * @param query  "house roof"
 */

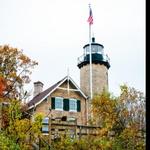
xmin=27 ymin=76 xmax=87 ymax=109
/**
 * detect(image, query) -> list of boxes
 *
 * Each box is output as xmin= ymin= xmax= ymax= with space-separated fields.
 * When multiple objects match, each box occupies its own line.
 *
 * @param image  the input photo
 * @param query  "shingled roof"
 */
xmin=27 ymin=76 xmax=87 ymax=109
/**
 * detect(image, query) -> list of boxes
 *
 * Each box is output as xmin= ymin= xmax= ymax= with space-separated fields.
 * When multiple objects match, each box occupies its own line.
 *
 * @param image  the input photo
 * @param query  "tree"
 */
xmin=118 ymin=85 xmax=145 ymax=132
xmin=0 ymin=99 xmax=43 ymax=149
xmin=91 ymin=85 xmax=146 ymax=150
xmin=0 ymin=45 xmax=43 ymax=149
xmin=0 ymin=45 xmax=38 ymax=100
xmin=91 ymin=90 xmax=117 ymax=132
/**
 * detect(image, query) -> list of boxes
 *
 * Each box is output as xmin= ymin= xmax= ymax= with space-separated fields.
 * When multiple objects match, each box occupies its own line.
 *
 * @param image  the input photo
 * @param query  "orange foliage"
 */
xmin=0 ymin=76 xmax=6 ymax=96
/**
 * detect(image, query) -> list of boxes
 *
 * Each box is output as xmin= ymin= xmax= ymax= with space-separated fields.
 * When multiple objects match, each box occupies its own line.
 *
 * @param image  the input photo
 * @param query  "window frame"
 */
xmin=42 ymin=117 xmax=49 ymax=134
xmin=55 ymin=97 xmax=63 ymax=111
xmin=69 ymin=98 xmax=77 ymax=112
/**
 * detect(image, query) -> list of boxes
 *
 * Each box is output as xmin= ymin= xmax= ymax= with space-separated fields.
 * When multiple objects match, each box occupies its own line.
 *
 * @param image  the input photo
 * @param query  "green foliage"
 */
xmin=52 ymin=134 xmax=74 ymax=150
xmin=112 ymin=127 xmax=145 ymax=150
xmin=51 ymin=135 xmax=113 ymax=150
xmin=1 ymin=101 xmax=43 ymax=149
xmin=0 ymin=132 xmax=20 ymax=150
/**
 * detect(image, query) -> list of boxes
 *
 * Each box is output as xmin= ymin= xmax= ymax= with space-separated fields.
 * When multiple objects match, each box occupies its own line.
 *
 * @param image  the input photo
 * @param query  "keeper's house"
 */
xmin=27 ymin=76 xmax=88 ymax=125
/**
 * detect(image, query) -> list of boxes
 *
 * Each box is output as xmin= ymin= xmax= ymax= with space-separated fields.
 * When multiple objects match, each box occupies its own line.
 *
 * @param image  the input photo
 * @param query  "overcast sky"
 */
xmin=0 ymin=0 xmax=145 ymax=98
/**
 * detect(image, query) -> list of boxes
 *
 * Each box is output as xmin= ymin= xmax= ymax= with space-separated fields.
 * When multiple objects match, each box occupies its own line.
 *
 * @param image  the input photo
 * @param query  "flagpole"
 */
xmin=89 ymin=5 xmax=93 ymax=100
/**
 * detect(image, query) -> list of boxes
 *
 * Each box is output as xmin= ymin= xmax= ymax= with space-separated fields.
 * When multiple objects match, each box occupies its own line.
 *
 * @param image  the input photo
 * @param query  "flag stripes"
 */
xmin=87 ymin=7 xmax=93 ymax=25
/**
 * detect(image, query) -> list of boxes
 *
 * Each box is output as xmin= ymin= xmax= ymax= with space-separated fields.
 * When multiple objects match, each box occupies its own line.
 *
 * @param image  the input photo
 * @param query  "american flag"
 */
xmin=87 ymin=7 xmax=93 ymax=25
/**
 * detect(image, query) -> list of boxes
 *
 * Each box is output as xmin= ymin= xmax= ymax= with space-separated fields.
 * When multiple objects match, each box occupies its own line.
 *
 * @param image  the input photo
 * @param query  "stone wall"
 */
xmin=80 ymin=64 xmax=108 ymax=97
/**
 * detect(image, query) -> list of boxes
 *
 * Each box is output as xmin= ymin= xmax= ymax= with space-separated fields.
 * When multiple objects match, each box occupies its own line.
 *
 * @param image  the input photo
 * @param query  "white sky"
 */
xmin=0 ymin=0 xmax=145 ymax=98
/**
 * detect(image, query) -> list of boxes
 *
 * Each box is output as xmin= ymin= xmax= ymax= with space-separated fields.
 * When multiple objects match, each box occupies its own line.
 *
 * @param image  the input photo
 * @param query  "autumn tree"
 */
xmin=112 ymin=85 xmax=146 ymax=149
xmin=0 ymin=45 xmax=38 ymax=100
xmin=0 ymin=45 xmax=43 ymax=149
xmin=118 ymin=85 xmax=145 ymax=132
xmin=91 ymin=85 xmax=146 ymax=149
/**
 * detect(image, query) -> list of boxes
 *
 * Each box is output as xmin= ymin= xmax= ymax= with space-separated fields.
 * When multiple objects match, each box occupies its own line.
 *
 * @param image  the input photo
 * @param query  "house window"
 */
xmin=51 ymin=97 xmax=81 ymax=112
xmin=55 ymin=97 xmax=63 ymax=110
xmin=69 ymin=99 xmax=77 ymax=112
xmin=42 ymin=117 xmax=49 ymax=134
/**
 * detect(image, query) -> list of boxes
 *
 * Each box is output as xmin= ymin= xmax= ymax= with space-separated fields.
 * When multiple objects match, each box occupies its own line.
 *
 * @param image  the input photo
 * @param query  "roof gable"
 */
xmin=28 ymin=76 xmax=87 ymax=109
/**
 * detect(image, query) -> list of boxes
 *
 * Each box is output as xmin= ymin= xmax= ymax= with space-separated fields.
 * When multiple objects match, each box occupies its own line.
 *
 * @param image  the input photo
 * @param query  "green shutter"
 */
xmin=77 ymin=100 xmax=81 ymax=112
xmin=51 ymin=97 xmax=55 ymax=109
xmin=63 ymin=99 xmax=69 ymax=111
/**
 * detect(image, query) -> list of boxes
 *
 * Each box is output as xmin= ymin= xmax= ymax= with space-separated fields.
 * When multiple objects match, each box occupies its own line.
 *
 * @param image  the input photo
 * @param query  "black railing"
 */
xmin=77 ymin=53 xmax=110 ymax=65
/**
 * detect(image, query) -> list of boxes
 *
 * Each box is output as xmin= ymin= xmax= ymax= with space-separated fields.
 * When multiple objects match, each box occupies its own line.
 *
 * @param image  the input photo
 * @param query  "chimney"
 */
xmin=33 ymin=81 xmax=44 ymax=97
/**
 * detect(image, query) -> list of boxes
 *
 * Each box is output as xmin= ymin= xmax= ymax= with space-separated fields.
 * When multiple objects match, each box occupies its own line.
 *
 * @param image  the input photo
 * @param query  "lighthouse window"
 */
xmin=92 ymin=45 xmax=98 ymax=53
xmin=85 ymin=46 xmax=89 ymax=53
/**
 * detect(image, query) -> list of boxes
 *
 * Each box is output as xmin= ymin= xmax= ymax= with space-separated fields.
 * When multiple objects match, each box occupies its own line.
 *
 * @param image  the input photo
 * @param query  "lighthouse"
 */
xmin=77 ymin=37 xmax=110 ymax=98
